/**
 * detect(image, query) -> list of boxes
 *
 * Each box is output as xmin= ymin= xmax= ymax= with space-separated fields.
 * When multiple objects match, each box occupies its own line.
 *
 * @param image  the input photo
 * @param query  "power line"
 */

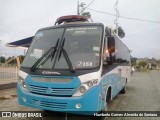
xmin=83 ymin=0 xmax=96 ymax=11
xmin=87 ymin=8 xmax=115 ymax=16
xmin=79 ymin=0 xmax=96 ymax=15
xmin=87 ymin=8 xmax=160 ymax=23
xmin=120 ymin=16 xmax=160 ymax=23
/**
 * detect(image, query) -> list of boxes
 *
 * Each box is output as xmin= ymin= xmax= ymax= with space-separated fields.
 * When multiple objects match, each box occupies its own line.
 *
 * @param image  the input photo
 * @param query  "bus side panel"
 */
xmin=100 ymin=66 xmax=128 ymax=110
xmin=100 ymin=72 xmax=120 ymax=110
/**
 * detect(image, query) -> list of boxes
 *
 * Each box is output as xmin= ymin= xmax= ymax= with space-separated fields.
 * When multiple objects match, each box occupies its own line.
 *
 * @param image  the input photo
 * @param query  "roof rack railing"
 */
xmin=55 ymin=15 xmax=88 ymax=25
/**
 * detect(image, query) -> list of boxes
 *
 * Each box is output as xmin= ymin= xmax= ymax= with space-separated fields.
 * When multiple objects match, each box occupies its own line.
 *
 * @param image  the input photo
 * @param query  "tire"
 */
xmin=93 ymin=110 xmax=106 ymax=120
xmin=120 ymin=85 xmax=126 ymax=94
xmin=106 ymin=88 xmax=111 ymax=103
xmin=93 ymin=101 xmax=107 ymax=120
xmin=43 ymin=110 xmax=65 ymax=117
xmin=96 ymin=88 xmax=111 ymax=120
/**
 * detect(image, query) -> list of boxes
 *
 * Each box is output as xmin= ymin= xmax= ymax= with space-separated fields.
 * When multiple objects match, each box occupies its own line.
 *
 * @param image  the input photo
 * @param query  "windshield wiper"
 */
xmin=30 ymin=39 xmax=59 ymax=71
xmin=58 ymin=38 xmax=75 ymax=73
xmin=40 ymin=39 xmax=59 ymax=65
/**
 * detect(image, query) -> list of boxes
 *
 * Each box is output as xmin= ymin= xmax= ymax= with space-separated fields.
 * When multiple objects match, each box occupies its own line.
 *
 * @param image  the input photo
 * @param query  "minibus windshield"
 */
xmin=22 ymin=26 xmax=102 ymax=70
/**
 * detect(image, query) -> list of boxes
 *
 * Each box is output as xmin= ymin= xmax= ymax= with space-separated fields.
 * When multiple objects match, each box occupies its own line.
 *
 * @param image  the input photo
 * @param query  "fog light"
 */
xmin=75 ymin=103 xmax=81 ymax=109
xmin=22 ymin=97 xmax=27 ymax=102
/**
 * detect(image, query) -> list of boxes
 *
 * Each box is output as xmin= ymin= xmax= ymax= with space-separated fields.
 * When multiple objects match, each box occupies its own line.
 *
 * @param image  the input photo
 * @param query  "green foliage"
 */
xmin=151 ymin=63 xmax=157 ymax=68
xmin=138 ymin=61 xmax=148 ymax=68
xmin=0 ymin=56 xmax=5 ymax=63
xmin=157 ymin=60 xmax=160 ymax=64
xmin=6 ymin=56 xmax=16 ymax=64
xmin=18 ymin=55 xmax=25 ymax=64
xmin=131 ymin=57 xmax=137 ymax=66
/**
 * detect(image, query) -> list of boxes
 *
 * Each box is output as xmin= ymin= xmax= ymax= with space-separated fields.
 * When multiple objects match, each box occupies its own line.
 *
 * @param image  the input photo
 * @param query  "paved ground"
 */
xmin=0 ymin=70 xmax=160 ymax=120
xmin=108 ymin=70 xmax=160 ymax=111
xmin=0 ymin=83 xmax=17 ymax=90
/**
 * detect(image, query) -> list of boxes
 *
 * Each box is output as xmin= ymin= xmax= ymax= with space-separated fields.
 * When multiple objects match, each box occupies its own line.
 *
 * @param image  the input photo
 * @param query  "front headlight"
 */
xmin=18 ymin=76 xmax=29 ymax=92
xmin=73 ymin=79 xmax=98 ymax=97
xmin=79 ymin=86 xmax=87 ymax=93
xmin=87 ymin=81 xmax=93 ymax=87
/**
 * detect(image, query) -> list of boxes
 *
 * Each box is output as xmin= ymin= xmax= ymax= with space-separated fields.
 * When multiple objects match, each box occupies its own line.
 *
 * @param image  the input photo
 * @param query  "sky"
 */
xmin=0 ymin=0 xmax=160 ymax=59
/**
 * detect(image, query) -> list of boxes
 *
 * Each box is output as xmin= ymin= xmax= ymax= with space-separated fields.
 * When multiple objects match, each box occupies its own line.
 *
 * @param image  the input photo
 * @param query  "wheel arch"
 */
xmin=106 ymin=85 xmax=112 ymax=103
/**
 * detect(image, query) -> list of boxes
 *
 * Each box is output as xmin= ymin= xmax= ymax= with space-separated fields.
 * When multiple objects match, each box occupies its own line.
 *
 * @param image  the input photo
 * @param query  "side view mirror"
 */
xmin=105 ymin=27 xmax=111 ymax=37
xmin=107 ymin=36 xmax=115 ymax=53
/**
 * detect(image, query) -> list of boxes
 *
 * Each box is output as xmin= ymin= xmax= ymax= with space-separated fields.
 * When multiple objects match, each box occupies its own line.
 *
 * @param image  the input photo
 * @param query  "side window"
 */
xmin=104 ymin=27 xmax=116 ymax=65
xmin=103 ymin=36 xmax=116 ymax=68
xmin=114 ymin=36 xmax=130 ymax=65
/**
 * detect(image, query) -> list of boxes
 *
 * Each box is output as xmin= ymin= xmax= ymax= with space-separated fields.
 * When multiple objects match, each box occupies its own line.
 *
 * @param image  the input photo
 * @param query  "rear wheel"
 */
xmin=106 ymin=87 xmax=111 ymax=103
xmin=120 ymin=78 xmax=127 ymax=94
xmin=120 ymin=85 xmax=126 ymax=94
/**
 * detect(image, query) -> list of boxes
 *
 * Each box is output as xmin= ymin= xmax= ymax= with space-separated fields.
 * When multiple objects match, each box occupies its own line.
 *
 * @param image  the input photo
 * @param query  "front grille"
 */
xmin=29 ymin=85 xmax=48 ymax=94
xmin=31 ymin=77 xmax=72 ymax=83
xmin=29 ymin=85 xmax=74 ymax=96
xmin=51 ymin=88 xmax=74 ymax=96
xmin=32 ymin=99 xmax=67 ymax=109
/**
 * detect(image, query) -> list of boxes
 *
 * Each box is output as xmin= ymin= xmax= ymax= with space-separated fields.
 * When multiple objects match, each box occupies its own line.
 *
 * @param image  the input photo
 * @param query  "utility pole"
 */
xmin=116 ymin=12 xmax=118 ymax=34
xmin=77 ymin=1 xmax=94 ymax=21
xmin=77 ymin=1 xmax=85 ymax=15
xmin=114 ymin=0 xmax=119 ymax=35
xmin=79 ymin=2 xmax=86 ymax=15
xmin=77 ymin=1 xmax=80 ymax=15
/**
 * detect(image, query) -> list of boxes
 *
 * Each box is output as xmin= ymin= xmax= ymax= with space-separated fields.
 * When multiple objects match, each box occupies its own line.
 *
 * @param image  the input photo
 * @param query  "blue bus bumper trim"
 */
xmin=17 ymin=83 xmax=101 ymax=115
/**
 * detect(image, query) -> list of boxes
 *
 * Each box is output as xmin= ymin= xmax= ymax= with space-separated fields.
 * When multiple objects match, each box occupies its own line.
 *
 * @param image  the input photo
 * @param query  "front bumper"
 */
xmin=17 ymin=83 xmax=101 ymax=115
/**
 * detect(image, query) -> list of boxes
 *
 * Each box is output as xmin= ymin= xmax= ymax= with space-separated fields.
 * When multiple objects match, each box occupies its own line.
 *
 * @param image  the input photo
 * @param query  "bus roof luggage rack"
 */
xmin=55 ymin=15 xmax=88 ymax=25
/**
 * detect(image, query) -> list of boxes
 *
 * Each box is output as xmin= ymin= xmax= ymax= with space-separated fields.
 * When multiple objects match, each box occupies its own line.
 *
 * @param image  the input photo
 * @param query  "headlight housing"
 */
xmin=79 ymin=86 xmax=87 ymax=93
xmin=73 ymin=79 xmax=98 ymax=97
xmin=18 ymin=76 xmax=29 ymax=92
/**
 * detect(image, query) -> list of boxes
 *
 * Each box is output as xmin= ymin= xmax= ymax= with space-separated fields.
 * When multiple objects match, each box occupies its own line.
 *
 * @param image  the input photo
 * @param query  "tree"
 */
xmin=6 ymin=56 xmax=16 ymax=64
xmin=151 ymin=63 xmax=156 ymax=68
xmin=156 ymin=60 xmax=160 ymax=64
xmin=18 ymin=55 xmax=25 ymax=64
xmin=0 ymin=56 xmax=5 ymax=63
xmin=138 ymin=61 xmax=148 ymax=69
xmin=131 ymin=57 xmax=137 ymax=66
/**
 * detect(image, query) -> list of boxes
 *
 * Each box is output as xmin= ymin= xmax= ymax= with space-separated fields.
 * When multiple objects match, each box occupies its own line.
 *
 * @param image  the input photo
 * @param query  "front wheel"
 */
xmin=93 ymin=111 xmax=106 ymax=120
